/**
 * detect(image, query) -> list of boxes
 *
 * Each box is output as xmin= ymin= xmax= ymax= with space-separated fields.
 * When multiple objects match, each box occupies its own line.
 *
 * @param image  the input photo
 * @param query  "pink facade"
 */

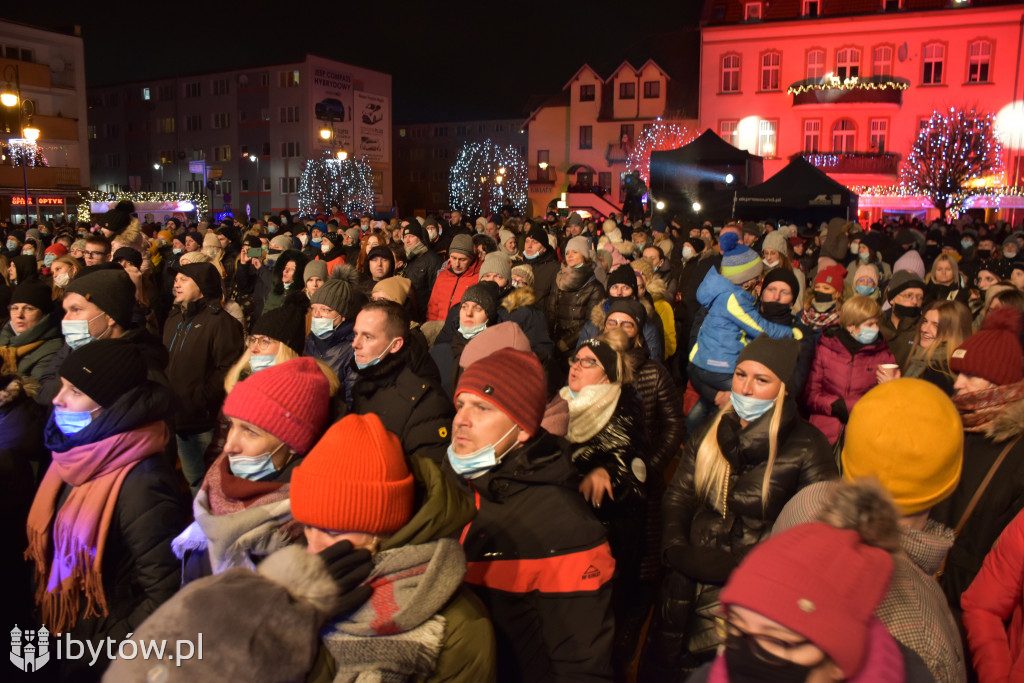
xmin=700 ymin=1 xmax=1024 ymax=224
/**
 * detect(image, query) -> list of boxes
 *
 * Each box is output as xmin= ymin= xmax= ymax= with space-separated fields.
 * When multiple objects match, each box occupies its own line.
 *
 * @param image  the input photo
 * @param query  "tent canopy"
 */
xmin=652 ymin=128 xmax=761 ymax=167
xmin=734 ymin=156 xmax=858 ymax=221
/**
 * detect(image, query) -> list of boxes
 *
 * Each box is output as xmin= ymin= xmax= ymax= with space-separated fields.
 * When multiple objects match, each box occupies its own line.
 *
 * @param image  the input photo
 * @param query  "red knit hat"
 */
xmin=814 ymin=264 xmax=847 ymax=289
xmin=290 ymin=413 xmax=414 ymax=534
xmin=950 ymin=306 xmax=1024 ymax=386
xmin=222 ymin=357 xmax=330 ymax=454
xmin=721 ymin=522 xmax=893 ymax=678
xmin=455 ymin=347 xmax=546 ymax=436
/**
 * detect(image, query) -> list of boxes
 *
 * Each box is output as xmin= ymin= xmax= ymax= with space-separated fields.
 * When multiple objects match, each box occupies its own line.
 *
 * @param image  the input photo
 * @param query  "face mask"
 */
xmin=355 ymin=338 xmax=398 ymax=370
xmin=1006 ymin=250 xmax=1019 ymax=260
xmin=54 ymin=407 xmax=100 ymax=436
xmin=22 ymin=249 xmax=34 ymax=257
xmin=249 ymin=354 xmax=275 ymax=373
xmin=762 ymin=258 xmax=778 ymax=268
xmin=298 ymin=235 xmax=309 ymax=246
xmin=850 ymin=243 xmax=860 ymax=255
xmin=54 ymin=273 xmax=70 ymax=288
xmin=172 ymin=247 xmax=182 ymax=255
xmin=427 ymin=228 xmax=438 ymax=241
xmin=961 ymin=239 xmax=973 ymax=250
xmin=730 ymin=391 xmax=775 ymax=422
xmin=524 ymin=250 xmax=539 ymax=260
xmin=977 ymin=248 xmax=992 ymax=260
xmin=759 ymin=301 xmax=791 ymax=323
xmin=62 ymin=313 xmax=107 ymax=350
xmin=858 ymin=251 xmax=869 ymax=261
xmin=446 ymin=424 xmax=519 ymax=479
xmin=6 ymin=240 xmax=17 ymax=251
xmin=269 ymin=225 xmax=278 ymax=234
xmin=459 ymin=321 xmax=487 ymax=339
xmin=723 ymin=632 xmax=815 ymax=683
xmin=855 ymin=284 xmax=876 ymax=296
xmin=682 ymin=245 xmax=696 ymax=261
xmin=311 ymin=316 xmax=337 ymax=338
xmin=44 ymin=253 xmax=56 ymax=267
xmin=813 ymin=290 xmax=834 ymax=303
xmin=321 ymin=243 xmax=331 ymax=254
xmin=228 ymin=443 xmax=285 ymax=480
xmin=311 ymin=238 xmax=321 ymax=246
xmin=854 ymin=325 xmax=879 ymax=344
xmin=893 ymin=303 xmax=921 ymax=320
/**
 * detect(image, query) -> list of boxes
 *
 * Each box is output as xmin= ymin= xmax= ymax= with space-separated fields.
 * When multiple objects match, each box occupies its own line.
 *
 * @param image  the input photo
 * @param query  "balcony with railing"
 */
xmin=788 ymin=75 xmax=910 ymax=107
xmin=797 ymin=152 xmax=901 ymax=175
xmin=0 ymin=165 xmax=81 ymax=188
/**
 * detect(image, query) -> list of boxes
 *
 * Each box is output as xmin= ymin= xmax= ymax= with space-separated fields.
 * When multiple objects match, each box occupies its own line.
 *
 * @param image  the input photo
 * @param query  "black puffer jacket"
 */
xmin=404 ymin=248 xmax=442 ymax=323
xmin=549 ymin=263 xmax=605 ymax=352
xmin=568 ymin=386 xmax=648 ymax=506
xmin=526 ymin=247 xmax=561 ymax=314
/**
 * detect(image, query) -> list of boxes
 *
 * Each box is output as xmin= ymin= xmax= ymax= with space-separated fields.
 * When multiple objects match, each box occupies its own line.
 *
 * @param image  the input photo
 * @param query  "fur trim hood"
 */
xmin=0 ymin=374 xmax=37 ymax=409
xmin=985 ymin=397 xmax=1024 ymax=442
xmin=502 ymin=285 xmax=536 ymax=313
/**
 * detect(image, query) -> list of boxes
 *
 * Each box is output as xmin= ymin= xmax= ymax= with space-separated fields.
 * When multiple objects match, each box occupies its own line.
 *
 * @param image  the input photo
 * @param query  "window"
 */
xmin=214 ymin=180 xmax=231 ymax=195
xmin=721 ymin=54 xmax=741 ymax=92
xmin=241 ymin=179 xmax=250 ymax=192
xmin=87 ymin=125 xmax=97 ymax=140
xmin=278 ymin=70 xmax=300 ymax=87
xmin=103 ymin=123 xmax=119 ymax=137
xmin=260 ymin=72 xmax=270 ymax=87
xmin=620 ymin=124 xmax=635 ymax=143
xmin=579 ymin=84 xmax=596 ymax=101
xmin=537 ymin=150 xmax=551 ymax=180
xmin=873 ymin=46 xmax=893 ymax=77
xmin=280 ymin=177 xmax=298 ymax=194
xmin=836 ymin=48 xmax=861 ymax=79
xmin=430 ymin=147 xmax=449 ymax=160
xmin=433 ymin=126 xmax=448 ymax=137
xmin=184 ymin=81 xmax=201 ymax=98
xmin=161 ymin=181 xmax=176 ymax=192
xmin=804 ymin=119 xmax=821 ymax=152
xmin=190 ymin=149 xmax=204 ymax=161
xmin=758 ymin=120 xmax=778 ymax=156
xmin=212 ymin=113 xmax=230 ymax=129
xmin=806 ymin=50 xmax=825 ymax=79
xmin=158 ymin=117 xmax=175 ymax=134
xmin=281 ymin=141 xmax=301 ymax=158
xmin=211 ymin=78 xmax=229 ymax=95
xmin=279 ymin=105 xmax=300 ymax=123
xmin=882 ymin=0 xmax=901 ymax=10
xmin=261 ymin=107 xmax=270 ymax=122
xmin=760 ymin=52 xmax=781 ymax=91
xmin=185 ymin=115 xmax=202 ymax=132
xmin=214 ymin=145 xmax=231 ymax=162
xmin=720 ymin=120 xmax=739 ymax=147
xmin=158 ymin=84 xmax=174 ymax=101
xmin=869 ymin=119 xmax=888 ymax=153
xmin=802 ymin=0 xmax=819 ymax=17
xmin=643 ymin=80 xmax=661 ymax=98
xmin=141 ymin=87 xmax=151 ymax=101
xmin=744 ymin=2 xmax=762 ymax=20
xmin=579 ymin=125 xmax=593 ymax=150
xmin=619 ymin=81 xmax=636 ymax=99
xmin=456 ymin=125 xmax=468 ymax=135
xmin=262 ymin=177 xmax=271 ymax=192
xmin=832 ymin=119 xmax=856 ymax=152
xmin=968 ymin=40 xmax=992 ymax=83
xmin=599 ymin=172 xmax=612 ymax=189
xmin=104 ymin=92 xmax=118 ymax=106
xmin=186 ymin=180 xmax=202 ymax=193
xmin=158 ymin=149 xmax=174 ymax=163
xmin=105 ymin=153 xmax=121 ymax=169
xmin=923 ymin=43 xmax=944 ymax=84
xmin=262 ymin=142 xmax=271 ymax=156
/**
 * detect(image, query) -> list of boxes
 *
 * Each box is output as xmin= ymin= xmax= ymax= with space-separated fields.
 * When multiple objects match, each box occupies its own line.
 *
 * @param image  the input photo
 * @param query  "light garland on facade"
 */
xmin=448 ymin=139 xmax=527 ymax=216
xmin=298 ymin=153 xmax=375 ymax=216
xmin=626 ymin=118 xmax=695 ymax=186
xmin=787 ymin=74 xmax=910 ymax=96
xmin=77 ymin=190 xmax=209 ymax=223
xmin=3 ymin=140 xmax=48 ymax=168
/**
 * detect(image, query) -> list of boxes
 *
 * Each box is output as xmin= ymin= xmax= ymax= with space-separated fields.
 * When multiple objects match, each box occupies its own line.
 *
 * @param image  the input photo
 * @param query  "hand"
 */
xmin=714 ymin=390 xmax=731 ymax=408
xmin=251 ymin=257 xmax=262 ymax=270
xmin=580 ymin=467 xmax=614 ymax=507
xmin=876 ymin=366 xmax=900 ymax=384
xmin=318 ymin=540 xmax=374 ymax=616
xmin=830 ymin=397 xmax=850 ymax=423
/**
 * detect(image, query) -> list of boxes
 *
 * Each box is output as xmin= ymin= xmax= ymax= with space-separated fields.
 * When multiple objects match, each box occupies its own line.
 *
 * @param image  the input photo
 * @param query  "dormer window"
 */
xmin=744 ymin=2 xmax=762 ymax=21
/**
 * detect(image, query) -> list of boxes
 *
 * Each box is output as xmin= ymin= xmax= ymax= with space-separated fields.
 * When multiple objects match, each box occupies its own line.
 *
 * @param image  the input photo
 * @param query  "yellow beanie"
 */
xmin=842 ymin=378 xmax=963 ymax=515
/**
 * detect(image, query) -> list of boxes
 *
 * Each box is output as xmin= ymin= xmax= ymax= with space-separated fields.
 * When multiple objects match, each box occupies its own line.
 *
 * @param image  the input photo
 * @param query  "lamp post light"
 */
xmin=153 ymin=162 xmax=164 ymax=191
xmin=249 ymin=154 xmax=260 ymax=219
xmin=2 ymin=64 xmax=38 ymax=225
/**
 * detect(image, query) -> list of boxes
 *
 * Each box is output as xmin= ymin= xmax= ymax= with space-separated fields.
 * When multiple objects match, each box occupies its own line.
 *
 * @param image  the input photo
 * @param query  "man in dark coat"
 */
xmin=402 ymin=220 xmax=442 ymax=323
xmin=522 ymin=224 xmax=561 ymax=314
xmin=349 ymin=300 xmax=453 ymax=464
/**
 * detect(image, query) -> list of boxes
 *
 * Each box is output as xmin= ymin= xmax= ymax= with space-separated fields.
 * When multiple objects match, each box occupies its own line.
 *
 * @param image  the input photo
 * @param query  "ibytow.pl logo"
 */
xmin=10 ymin=625 xmax=203 ymax=672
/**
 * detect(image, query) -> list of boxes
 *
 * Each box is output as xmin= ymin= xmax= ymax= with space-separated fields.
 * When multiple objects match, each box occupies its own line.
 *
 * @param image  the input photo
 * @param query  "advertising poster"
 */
xmin=310 ymin=64 xmax=354 ymax=153
xmin=355 ymin=91 xmax=388 ymax=163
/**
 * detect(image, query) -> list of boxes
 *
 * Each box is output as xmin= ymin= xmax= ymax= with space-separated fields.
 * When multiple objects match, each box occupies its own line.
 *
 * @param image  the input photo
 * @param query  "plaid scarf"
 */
xmin=952 ymin=378 xmax=1024 ymax=433
xmin=799 ymin=306 xmax=840 ymax=330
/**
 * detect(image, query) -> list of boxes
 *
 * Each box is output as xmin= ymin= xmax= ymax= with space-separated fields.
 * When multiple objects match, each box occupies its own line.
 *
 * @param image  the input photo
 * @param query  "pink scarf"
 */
xmin=25 ymin=421 xmax=169 ymax=634
xmin=953 ymin=378 xmax=1024 ymax=433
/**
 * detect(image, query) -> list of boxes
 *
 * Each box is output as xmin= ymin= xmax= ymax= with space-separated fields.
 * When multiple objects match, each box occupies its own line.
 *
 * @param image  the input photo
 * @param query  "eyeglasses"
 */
xmin=568 ymin=355 xmax=602 ymax=369
xmin=246 ymin=335 xmax=275 ymax=351
xmin=605 ymin=319 xmax=636 ymax=330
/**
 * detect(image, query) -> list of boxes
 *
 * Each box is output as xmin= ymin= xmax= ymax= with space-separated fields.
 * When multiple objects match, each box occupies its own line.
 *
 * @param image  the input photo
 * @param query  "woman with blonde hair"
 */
xmin=925 ymin=252 xmax=970 ymax=305
xmin=49 ymin=254 xmax=80 ymax=299
xmin=641 ymin=335 xmax=835 ymax=679
xmin=893 ymin=299 xmax=972 ymax=395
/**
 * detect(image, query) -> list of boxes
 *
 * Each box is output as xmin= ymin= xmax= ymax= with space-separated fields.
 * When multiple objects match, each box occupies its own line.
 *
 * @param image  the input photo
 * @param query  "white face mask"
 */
xmin=54 ymin=272 xmax=71 ymax=288
xmin=682 ymin=245 xmax=696 ymax=261
xmin=298 ymin=234 xmax=309 ymax=246
xmin=321 ymin=242 xmax=331 ymax=254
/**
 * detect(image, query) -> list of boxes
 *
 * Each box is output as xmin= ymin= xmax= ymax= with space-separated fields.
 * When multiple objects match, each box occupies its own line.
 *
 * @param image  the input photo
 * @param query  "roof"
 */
xmin=652 ymin=128 xmax=761 ymax=165
xmin=702 ymin=0 xmax=1024 ymax=26
xmin=736 ymin=156 xmax=856 ymax=207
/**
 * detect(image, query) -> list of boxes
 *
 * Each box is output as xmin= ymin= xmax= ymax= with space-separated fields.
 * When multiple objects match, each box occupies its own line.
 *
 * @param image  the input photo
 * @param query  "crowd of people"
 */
xmin=3 ymin=202 xmax=1024 ymax=682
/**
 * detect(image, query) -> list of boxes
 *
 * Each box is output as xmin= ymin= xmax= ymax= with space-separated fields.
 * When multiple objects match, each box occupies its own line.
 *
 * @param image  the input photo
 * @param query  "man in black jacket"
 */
xmin=163 ymin=262 xmax=244 ymax=493
xmin=349 ymin=300 xmax=453 ymax=463
xmin=446 ymin=347 xmax=615 ymax=681
xmin=402 ymin=220 xmax=442 ymax=323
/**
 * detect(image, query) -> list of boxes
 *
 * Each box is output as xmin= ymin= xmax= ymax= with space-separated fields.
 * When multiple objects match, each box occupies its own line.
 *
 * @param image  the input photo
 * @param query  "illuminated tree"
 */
xmin=298 ymin=153 xmax=375 ymax=216
xmin=626 ymin=119 xmax=696 ymax=185
xmin=449 ymin=139 xmax=527 ymax=216
xmin=900 ymin=107 xmax=1003 ymax=220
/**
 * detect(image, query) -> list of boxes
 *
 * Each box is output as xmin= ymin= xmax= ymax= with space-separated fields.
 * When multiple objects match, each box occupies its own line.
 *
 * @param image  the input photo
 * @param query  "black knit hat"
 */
xmin=607 ymin=299 xmax=646 ymax=331
xmin=252 ymin=304 xmax=307 ymax=354
xmin=112 ymin=246 xmax=142 ymax=269
xmin=60 ymin=338 xmax=146 ymax=408
xmin=606 ymin=265 xmax=638 ymax=295
xmin=578 ymin=337 xmax=619 ymax=382
xmin=402 ymin=220 xmax=427 ymax=244
xmin=760 ymin=268 xmax=800 ymax=303
xmin=10 ymin=280 xmax=54 ymax=314
xmin=97 ymin=209 xmax=132 ymax=236
xmin=178 ymin=262 xmax=223 ymax=300
xmin=737 ymin=334 xmax=800 ymax=385
xmin=461 ymin=281 xmax=500 ymax=322
xmin=64 ymin=269 xmax=136 ymax=329
xmin=526 ymin=224 xmax=549 ymax=249
xmin=366 ymin=245 xmax=395 ymax=272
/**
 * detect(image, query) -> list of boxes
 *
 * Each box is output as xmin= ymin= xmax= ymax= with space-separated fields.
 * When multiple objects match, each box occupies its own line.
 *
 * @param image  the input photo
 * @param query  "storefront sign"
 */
xmin=11 ymin=196 xmax=65 ymax=205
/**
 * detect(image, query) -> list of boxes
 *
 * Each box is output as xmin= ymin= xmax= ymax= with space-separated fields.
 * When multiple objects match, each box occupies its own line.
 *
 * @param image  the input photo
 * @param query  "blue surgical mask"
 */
xmin=311 ymin=238 xmax=321 ymax=246
xmin=524 ymin=250 xmax=539 ymax=260
xmin=458 ymin=321 xmax=487 ymax=339
xmin=228 ymin=448 xmax=281 ymax=480
xmin=355 ymin=338 xmax=398 ymax=370
xmin=855 ymin=284 xmax=876 ymax=296
xmin=54 ymin=407 xmax=100 ymax=435
xmin=44 ymin=253 xmax=56 ymax=267
xmin=310 ymin=316 xmax=337 ymax=338
xmin=22 ymin=249 xmax=34 ymax=257
xmin=730 ymin=392 xmax=775 ymax=422
xmin=961 ymin=239 xmax=973 ymax=250
xmin=269 ymin=225 xmax=278 ymax=234
xmin=172 ymin=247 xmax=182 ymax=255
xmin=446 ymin=424 xmax=519 ymax=479
xmin=6 ymin=240 xmax=17 ymax=251
xmin=62 ymin=313 xmax=107 ymax=350
xmin=249 ymin=354 xmax=275 ymax=373
xmin=854 ymin=325 xmax=879 ymax=345
xmin=858 ymin=252 xmax=869 ymax=261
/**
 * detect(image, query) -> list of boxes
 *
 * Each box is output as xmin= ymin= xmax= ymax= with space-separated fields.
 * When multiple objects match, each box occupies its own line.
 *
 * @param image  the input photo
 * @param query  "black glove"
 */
xmin=830 ymin=398 xmax=849 ymax=424
xmin=664 ymin=545 xmax=738 ymax=584
xmin=318 ymin=540 xmax=374 ymax=616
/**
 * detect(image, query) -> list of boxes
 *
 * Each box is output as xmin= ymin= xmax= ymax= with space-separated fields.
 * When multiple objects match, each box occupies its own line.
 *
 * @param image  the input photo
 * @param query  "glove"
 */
xmin=318 ymin=540 xmax=374 ymax=616
xmin=664 ymin=545 xmax=738 ymax=584
xmin=830 ymin=398 xmax=849 ymax=424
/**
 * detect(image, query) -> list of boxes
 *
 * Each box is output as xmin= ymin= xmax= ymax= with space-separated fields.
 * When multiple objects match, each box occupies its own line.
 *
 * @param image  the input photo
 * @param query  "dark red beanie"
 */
xmin=950 ymin=306 xmax=1024 ymax=386
xmin=455 ymin=348 xmax=546 ymax=436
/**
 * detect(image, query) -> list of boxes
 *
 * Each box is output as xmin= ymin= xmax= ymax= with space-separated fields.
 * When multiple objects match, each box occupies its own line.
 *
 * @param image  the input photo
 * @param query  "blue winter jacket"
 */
xmin=690 ymin=268 xmax=801 ymax=374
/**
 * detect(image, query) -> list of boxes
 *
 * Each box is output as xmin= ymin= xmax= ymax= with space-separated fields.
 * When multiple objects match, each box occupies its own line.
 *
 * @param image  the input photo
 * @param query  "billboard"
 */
xmin=355 ymin=91 xmax=388 ymax=163
xmin=310 ymin=65 xmax=354 ymax=153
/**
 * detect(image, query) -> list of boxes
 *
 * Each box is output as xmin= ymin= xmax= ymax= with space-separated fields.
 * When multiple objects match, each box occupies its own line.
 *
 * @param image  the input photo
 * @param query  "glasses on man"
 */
xmin=568 ymin=355 xmax=602 ymax=369
xmin=246 ymin=335 xmax=275 ymax=351
xmin=605 ymin=319 xmax=636 ymax=330
xmin=84 ymin=249 xmax=109 ymax=258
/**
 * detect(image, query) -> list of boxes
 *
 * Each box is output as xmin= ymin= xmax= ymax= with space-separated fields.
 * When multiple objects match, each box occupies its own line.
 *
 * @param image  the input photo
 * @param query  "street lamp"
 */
xmin=336 ymin=150 xmax=348 ymax=161
xmin=153 ymin=162 xmax=164 ymax=190
xmin=249 ymin=154 xmax=260 ymax=219
xmin=2 ymin=64 xmax=36 ymax=225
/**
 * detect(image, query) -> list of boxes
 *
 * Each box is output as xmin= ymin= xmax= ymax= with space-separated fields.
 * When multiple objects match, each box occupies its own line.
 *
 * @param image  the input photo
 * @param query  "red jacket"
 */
xmin=426 ymin=258 xmax=481 ymax=321
xmin=962 ymin=507 xmax=1024 ymax=683
xmin=803 ymin=326 xmax=896 ymax=444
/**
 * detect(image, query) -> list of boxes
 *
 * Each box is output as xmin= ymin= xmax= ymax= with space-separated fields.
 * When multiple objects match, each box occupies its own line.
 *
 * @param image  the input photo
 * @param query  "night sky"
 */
xmin=2 ymin=1 xmax=703 ymax=123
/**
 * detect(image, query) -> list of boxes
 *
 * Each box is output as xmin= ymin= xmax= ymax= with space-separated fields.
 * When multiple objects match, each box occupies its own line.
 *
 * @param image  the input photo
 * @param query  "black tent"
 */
xmin=734 ymin=156 xmax=858 ymax=223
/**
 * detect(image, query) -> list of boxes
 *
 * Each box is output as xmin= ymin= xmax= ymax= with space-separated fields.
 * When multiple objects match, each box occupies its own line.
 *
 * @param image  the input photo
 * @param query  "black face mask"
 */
xmin=977 ymin=249 xmax=992 ymax=260
xmin=760 ymin=301 xmax=792 ymax=324
xmin=813 ymin=290 xmax=834 ymax=303
xmin=724 ymin=632 xmax=815 ymax=683
xmin=893 ymin=303 xmax=921 ymax=320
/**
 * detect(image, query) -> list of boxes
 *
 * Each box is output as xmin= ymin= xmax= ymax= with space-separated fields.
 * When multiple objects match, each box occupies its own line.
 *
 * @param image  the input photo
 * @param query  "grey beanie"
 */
xmin=310 ymin=279 xmax=352 ymax=316
xmin=304 ymin=260 xmax=328 ymax=284
xmin=565 ymin=236 xmax=591 ymax=258
xmin=450 ymin=234 xmax=474 ymax=258
xmin=480 ymin=251 xmax=512 ymax=283
xmin=762 ymin=231 xmax=788 ymax=256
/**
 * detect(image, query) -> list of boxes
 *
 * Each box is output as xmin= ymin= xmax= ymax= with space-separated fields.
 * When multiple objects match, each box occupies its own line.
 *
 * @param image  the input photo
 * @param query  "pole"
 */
xmin=255 ymin=157 xmax=260 ymax=219
xmin=13 ymin=65 xmax=31 ymax=226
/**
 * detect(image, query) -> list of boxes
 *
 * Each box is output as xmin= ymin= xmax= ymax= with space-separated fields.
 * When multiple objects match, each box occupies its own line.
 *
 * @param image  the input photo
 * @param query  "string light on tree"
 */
xmin=77 ymin=190 xmax=209 ymax=223
xmin=899 ymin=106 xmax=1004 ymax=220
xmin=298 ymin=152 xmax=375 ymax=216
xmin=448 ymin=139 xmax=527 ymax=216
xmin=626 ymin=118 xmax=695 ymax=186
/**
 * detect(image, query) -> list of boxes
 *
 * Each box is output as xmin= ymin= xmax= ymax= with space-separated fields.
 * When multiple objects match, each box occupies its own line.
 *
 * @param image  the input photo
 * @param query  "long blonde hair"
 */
xmin=694 ymin=381 xmax=787 ymax=516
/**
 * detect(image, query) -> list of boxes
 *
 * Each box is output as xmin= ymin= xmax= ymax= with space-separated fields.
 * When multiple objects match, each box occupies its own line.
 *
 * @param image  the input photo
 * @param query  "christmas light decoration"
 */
xmin=787 ymin=74 xmax=910 ymax=96
xmin=298 ymin=153 xmax=375 ymax=216
xmin=3 ymin=139 xmax=47 ymax=167
xmin=77 ymin=190 xmax=209 ymax=223
xmin=448 ymin=139 xmax=527 ymax=216
xmin=626 ymin=118 xmax=695 ymax=186
xmin=899 ymin=107 xmax=1004 ymax=219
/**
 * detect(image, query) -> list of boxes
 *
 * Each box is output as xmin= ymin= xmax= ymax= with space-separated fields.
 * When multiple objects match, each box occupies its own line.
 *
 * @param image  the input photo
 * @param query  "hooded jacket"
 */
xmin=426 ymin=257 xmax=482 ymax=322
xmin=305 ymin=319 xmax=357 ymax=405
xmin=879 ymin=308 xmax=920 ymax=368
xmin=499 ymin=286 xmax=554 ymax=361
xmin=576 ymin=298 xmax=665 ymax=362
xmin=523 ymin=246 xmax=561 ymax=314
xmin=405 ymin=247 xmax=442 ymax=323
xmin=549 ymin=263 xmax=606 ymax=352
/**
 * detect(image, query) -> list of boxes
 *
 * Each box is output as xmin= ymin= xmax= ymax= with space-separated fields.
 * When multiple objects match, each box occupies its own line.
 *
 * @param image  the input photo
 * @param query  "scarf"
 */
xmin=560 ymin=382 xmax=621 ymax=444
xmin=25 ymin=421 xmax=169 ymax=634
xmin=799 ymin=305 xmax=840 ymax=330
xmin=953 ymin=379 xmax=1024 ymax=433
xmin=0 ymin=338 xmax=45 ymax=374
